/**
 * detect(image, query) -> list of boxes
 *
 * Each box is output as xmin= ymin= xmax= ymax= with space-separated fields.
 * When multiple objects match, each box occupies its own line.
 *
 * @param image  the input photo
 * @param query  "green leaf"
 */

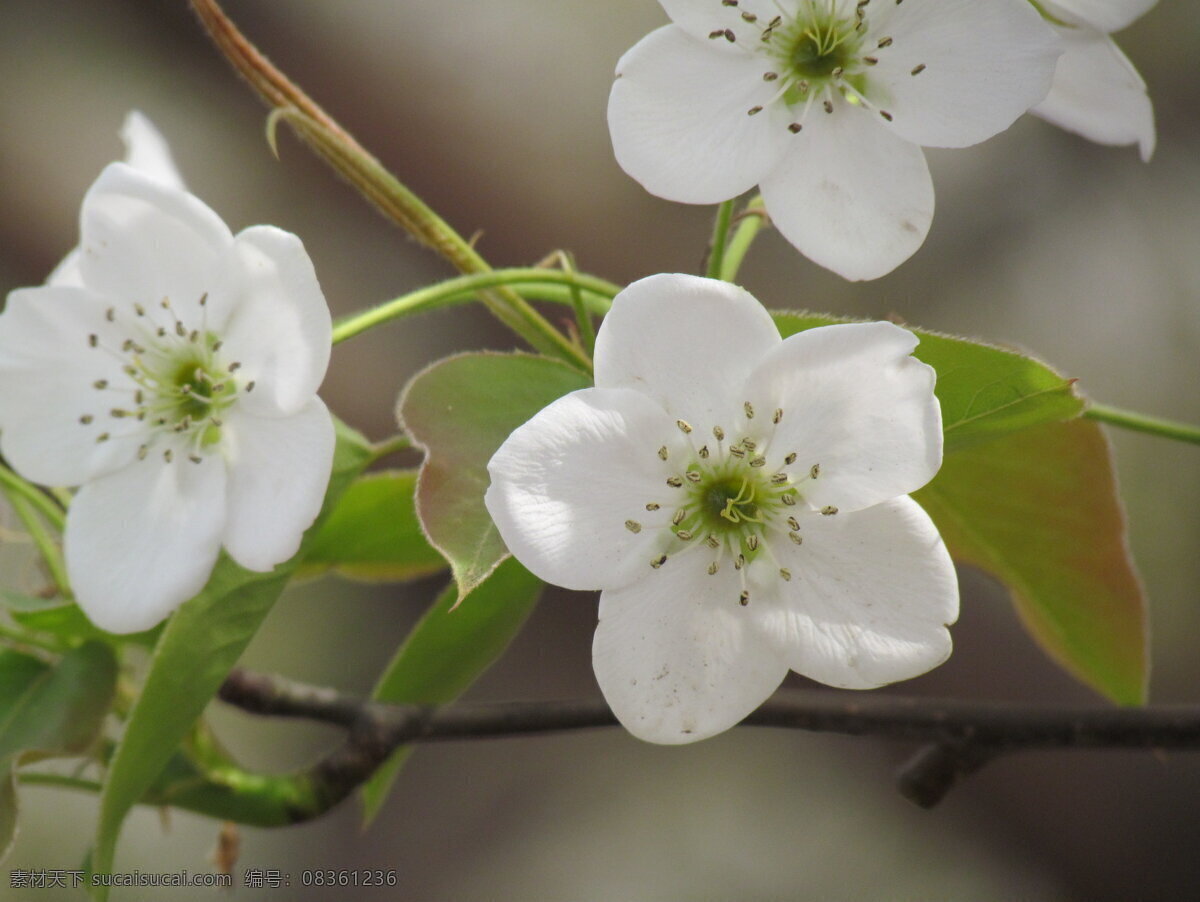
xmin=0 ymin=591 xmax=64 ymax=614
xmin=4 ymin=595 xmax=161 ymax=649
xmin=0 ymin=642 xmax=117 ymax=858
xmin=91 ymin=419 xmax=373 ymax=890
xmin=298 ymin=469 xmax=445 ymax=583
xmin=771 ymin=313 xmax=1137 ymax=697
xmin=359 ymin=556 xmax=543 ymax=823
xmin=397 ymin=352 xmax=591 ymax=601
xmin=915 ymin=419 xmax=1148 ymax=704
xmin=773 ymin=313 xmax=1084 ymax=451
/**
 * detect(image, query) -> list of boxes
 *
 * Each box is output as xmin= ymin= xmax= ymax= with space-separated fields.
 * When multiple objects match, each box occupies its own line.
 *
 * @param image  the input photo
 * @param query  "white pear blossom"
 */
xmin=607 ymin=0 xmax=1061 ymax=281
xmin=0 ymin=115 xmax=335 ymax=633
xmin=485 ymin=274 xmax=959 ymax=744
xmin=1030 ymin=0 xmax=1156 ymax=160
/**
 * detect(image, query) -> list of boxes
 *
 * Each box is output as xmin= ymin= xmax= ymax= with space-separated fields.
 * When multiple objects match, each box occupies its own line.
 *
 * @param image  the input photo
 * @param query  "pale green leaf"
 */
xmin=0 ymin=642 xmax=117 ymax=858
xmin=773 ymin=312 xmax=1084 ymax=450
xmin=397 ymin=352 xmax=590 ymax=601
xmin=915 ymin=419 xmax=1148 ymax=704
xmin=360 ymin=557 xmax=543 ymax=822
xmin=299 ymin=469 xmax=446 ymax=583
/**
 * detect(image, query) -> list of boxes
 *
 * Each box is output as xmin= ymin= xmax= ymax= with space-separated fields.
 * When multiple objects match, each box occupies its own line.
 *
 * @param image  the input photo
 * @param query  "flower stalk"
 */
xmin=1085 ymin=402 xmax=1200 ymax=447
xmin=719 ymin=195 xmax=770 ymax=283
xmin=1 ymin=491 xmax=70 ymax=598
xmin=704 ymin=199 xmax=737 ymax=280
xmin=190 ymin=0 xmax=590 ymax=370
xmin=332 ymin=268 xmax=619 ymax=345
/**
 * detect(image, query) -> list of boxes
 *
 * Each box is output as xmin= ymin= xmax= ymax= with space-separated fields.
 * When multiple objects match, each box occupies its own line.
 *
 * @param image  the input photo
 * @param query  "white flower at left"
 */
xmin=0 ymin=113 xmax=336 ymax=633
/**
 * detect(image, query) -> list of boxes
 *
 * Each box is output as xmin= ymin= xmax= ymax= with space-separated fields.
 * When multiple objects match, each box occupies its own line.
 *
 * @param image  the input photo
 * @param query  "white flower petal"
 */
xmin=1045 ymin=0 xmax=1157 ymax=32
xmin=64 ymin=455 xmax=227 ymax=634
xmin=77 ymin=163 xmax=236 ymax=331
xmin=221 ymin=397 xmax=335 ymax=572
xmin=46 ymin=249 xmax=85 ymax=288
xmin=1032 ymin=27 xmax=1155 ymax=161
xmin=486 ymin=387 xmax=688 ymax=592
xmin=594 ymin=273 xmax=781 ymax=427
xmin=120 ymin=111 xmax=186 ymax=190
xmin=657 ymin=0 xmax=797 ymax=44
xmin=869 ymin=0 xmax=1061 ymax=148
xmin=0 ymin=286 xmax=143 ymax=486
xmin=593 ymin=560 xmax=789 ymax=743
xmin=219 ymin=226 xmax=333 ymax=417
xmin=608 ymin=24 xmax=795 ymax=204
xmin=757 ymin=496 xmax=958 ymax=689
xmin=48 ymin=114 xmax=186 ymax=288
xmin=759 ymin=112 xmax=933 ymax=281
xmin=745 ymin=321 xmax=941 ymax=512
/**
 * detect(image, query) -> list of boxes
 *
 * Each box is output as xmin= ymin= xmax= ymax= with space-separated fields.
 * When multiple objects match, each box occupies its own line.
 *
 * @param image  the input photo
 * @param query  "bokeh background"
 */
xmin=2 ymin=1 xmax=1199 ymax=899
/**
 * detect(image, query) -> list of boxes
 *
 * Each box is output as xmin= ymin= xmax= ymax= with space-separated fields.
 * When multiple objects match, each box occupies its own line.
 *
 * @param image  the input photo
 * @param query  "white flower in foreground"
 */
xmin=608 ymin=0 xmax=1061 ymax=281
xmin=1030 ymin=0 xmax=1156 ymax=160
xmin=485 ymin=274 xmax=959 ymax=743
xmin=0 ymin=117 xmax=335 ymax=633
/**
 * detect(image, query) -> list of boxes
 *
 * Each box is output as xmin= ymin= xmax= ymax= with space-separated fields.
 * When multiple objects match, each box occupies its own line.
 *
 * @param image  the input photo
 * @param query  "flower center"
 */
xmin=78 ymin=294 xmax=252 ymax=464
xmin=629 ymin=403 xmax=839 ymax=607
xmin=707 ymin=476 xmax=761 ymax=525
xmin=782 ymin=12 xmax=860 ymax=83
xmin=709 ymin=0 xmax=926 ymax=130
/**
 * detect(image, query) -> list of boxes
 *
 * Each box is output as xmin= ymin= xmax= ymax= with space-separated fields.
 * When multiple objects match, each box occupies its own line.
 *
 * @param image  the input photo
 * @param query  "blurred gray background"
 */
xmin=2 ymin=1 xmax=1199 ymax=899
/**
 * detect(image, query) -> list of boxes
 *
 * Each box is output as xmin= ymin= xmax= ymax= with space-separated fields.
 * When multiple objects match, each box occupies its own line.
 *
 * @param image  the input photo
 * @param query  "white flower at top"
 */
xmin=607 ymin=0 xmax=1061 ymax=281
xmin=1030 ymin=0 xmax=1156 ymax=160
xmin=0 ymin=113 xmax=336 ymax=634
xmin=485 ymin=274 xmax=959 ymax=744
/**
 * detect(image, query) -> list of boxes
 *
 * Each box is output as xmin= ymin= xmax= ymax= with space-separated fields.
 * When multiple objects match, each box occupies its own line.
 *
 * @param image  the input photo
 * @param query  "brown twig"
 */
xmin=218 ymin=668 xmax=1200 ymax=809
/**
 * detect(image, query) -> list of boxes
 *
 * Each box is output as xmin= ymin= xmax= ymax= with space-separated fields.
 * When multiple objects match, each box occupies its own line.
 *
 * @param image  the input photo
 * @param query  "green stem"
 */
xmin=369 ymin=434 xmax=413 ymax=461
xmin=0 ymin=622 xmax=68 ymax=654
xmin=719 ymin=195 xmax=770 ymax=283
xmin=332 ymin=269 xmax=619 ymax=345
xmin=280 ymin=111 xmax=589 ymax=368
xmin=552 ymin=251 xmax=596 ymax=359
xmin=0 ymin=464 xmax=65 ymax=531
xmin=1 ymin=492 xmax=69 ymax=598
xmin=191 ymin=0 xmax=590 ymax=371
xmin=18 ymin=773 xmax=103 ymax=794
xmin=705 ymin=200 xmax=736 ymax=279
xmin=1085 ymin=403 xmax=1200 ymax=446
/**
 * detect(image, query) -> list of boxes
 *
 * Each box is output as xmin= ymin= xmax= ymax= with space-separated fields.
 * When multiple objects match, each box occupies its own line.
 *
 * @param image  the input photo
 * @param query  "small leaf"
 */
xmin=0 ymin=642 xmax=117 ymax=858
xmin=773 ymin=313 xmax=1084 ymax=450
xmin=299 ymin=469 xmax=446 ymax=583
xmin=360 ymin=557 xmax=543 ymax=823
xmin=91 ymin=418 xmax=373 ymax=888
xmin=398 ymin=352 xmax=591 ymax=601
xmin=0 ymin=591 xmax=64 ymax=614
xmin=6 ymin=596 xmax=160 ymax=649
xmin=915 ymin=419 xmax=1148 ymax=704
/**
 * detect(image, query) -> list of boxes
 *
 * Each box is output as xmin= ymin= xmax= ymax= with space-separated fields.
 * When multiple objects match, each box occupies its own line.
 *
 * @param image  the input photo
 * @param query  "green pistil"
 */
xmin=144 ymin=336 xmax=238 ymax=447
xmin=685 ymin=463 xmax=795 ymax=548
xmin=710 ymin=476 xmax=762 ymax=525
xmin=772 ymin=8 xmax=867 ymax=107
xmin=789 ymin=29 xmax=848 ymax=79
